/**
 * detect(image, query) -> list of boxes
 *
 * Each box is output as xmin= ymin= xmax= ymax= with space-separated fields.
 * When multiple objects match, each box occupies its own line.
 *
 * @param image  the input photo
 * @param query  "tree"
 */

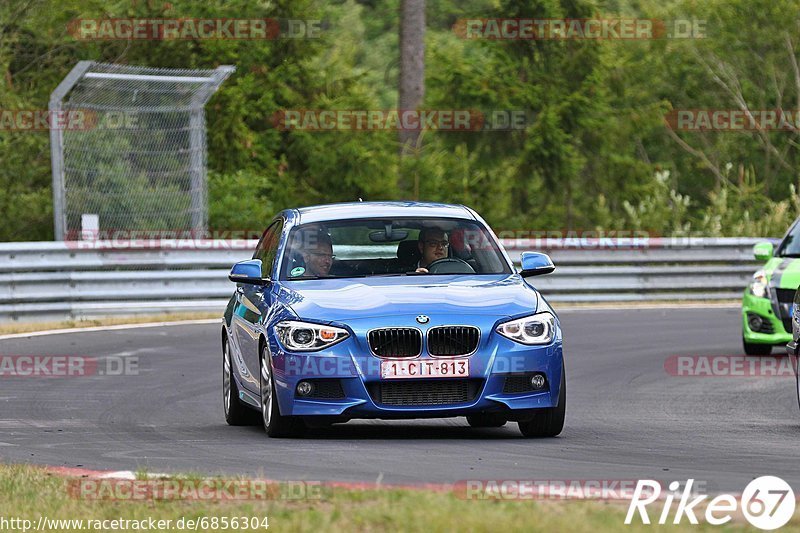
xmin=398 ymin=0 xmax=425 ymax=196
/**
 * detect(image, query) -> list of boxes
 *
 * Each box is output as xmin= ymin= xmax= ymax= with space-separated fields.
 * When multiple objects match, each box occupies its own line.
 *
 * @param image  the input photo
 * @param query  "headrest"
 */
xmin=396 ymin=240 xmax=422 ymax=263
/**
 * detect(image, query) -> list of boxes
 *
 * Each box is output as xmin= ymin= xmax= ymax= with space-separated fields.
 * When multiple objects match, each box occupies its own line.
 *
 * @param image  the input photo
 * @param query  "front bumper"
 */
xmin=269 ymin=335 xmax=563 ymax=419
xmin=742 ymin=291 xmax=791 ymax=344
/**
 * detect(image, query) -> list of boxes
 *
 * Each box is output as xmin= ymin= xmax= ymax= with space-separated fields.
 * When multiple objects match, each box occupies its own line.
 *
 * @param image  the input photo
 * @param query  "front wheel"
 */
xmin=743 ymin=338 xmax=772 ymax=356
xmin=260 ymin=344 xmax=303 ymax=438
xmin=223 ymin=337 xmax=254 ymax=426
xmin=518 ymin=363 xmax=566 ymax=438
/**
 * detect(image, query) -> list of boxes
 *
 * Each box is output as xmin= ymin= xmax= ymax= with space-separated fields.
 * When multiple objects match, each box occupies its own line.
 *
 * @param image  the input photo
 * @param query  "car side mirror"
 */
xmin=519 ymin=252 xmax=555 ymax=277
xmin=753 ymin=242 xmax=774 ymax=261
xmin=229 ymin=259 xmax=269 ymax=285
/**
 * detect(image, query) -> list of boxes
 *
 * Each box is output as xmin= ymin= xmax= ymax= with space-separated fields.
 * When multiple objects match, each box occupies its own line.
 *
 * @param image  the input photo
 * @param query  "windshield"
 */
xmin=279 ymin=217 xmax=512 ymax=280
xmin=777 ymin=221 xmax=800 ymax=257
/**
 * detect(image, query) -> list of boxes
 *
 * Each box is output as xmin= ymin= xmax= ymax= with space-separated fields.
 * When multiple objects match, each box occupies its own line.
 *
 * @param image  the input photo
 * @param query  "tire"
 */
xmin=223 ymin=336 xmax=254 ymax=426
xmin=260 ymin=343 xmax=303 ymax=438
xmin=466 ymin=414 xmax=506 ymax=428
xmin=743 ymin=338 xmax=772 ymax=356
xmin=518 ymin=363 xmax=566 ymax=438
xmin=796 ymin=371 xmax=800 ymax=411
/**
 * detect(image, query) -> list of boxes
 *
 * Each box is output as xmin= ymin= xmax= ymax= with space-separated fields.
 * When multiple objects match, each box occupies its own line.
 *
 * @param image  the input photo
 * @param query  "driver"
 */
xmin=415 ymin=227 xmax=449 ymax=274
xmin=298 ymin=228 xmax=334 ymax=277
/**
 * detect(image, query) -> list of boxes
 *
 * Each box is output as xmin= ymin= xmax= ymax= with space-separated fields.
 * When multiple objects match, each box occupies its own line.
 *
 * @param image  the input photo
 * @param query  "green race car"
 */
xmin=742 ymin=222 xmax=800 ymax=355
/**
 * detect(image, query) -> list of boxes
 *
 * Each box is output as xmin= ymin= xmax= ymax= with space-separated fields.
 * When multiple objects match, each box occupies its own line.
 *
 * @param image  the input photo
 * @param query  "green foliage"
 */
xmin=698 ymin=167 xmax=800 ymax=237
xmin=0 ymin=0 xmax=799 ymax=240
xmin=623 ymin=167 xmax=800 ymax=237
xmin=622 ymin=171 xmax=692 ymax=235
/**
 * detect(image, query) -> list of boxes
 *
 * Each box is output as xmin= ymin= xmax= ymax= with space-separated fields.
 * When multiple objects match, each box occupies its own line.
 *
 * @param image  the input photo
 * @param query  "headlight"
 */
xmin=750 ymin=270 xmax=769 ymax=299
xmin=275 ymin=321 xmax=349 ymax=351
xmin=496 ymin=312 xmax=556 ymax=345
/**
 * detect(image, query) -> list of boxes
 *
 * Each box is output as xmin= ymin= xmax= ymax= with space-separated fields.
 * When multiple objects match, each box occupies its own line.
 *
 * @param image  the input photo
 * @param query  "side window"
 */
xmin=252 ymin=220 xmax=284 ymax=278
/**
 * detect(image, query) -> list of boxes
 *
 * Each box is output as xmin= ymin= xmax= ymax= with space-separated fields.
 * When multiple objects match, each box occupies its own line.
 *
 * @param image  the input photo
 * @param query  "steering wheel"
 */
xmin=426 ymin=257 xmax=476 ymax=274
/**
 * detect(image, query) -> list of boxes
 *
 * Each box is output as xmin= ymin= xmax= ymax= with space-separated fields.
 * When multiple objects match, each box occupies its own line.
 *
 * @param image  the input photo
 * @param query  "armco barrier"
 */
xmin=0 ymin=237 xmax=769 ymax=322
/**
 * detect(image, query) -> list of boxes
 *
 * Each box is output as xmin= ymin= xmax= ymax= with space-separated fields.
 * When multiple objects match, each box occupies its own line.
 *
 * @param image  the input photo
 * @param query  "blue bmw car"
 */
xmin=222 ymin=202 xmax=565 ymax=438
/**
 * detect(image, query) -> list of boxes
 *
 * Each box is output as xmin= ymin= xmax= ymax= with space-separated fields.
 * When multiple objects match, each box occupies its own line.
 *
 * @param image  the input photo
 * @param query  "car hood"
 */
xmin=764 ymin=257 xmax=800 ymax=289
xmin=279 ymin=274 xmax=538 ymax=321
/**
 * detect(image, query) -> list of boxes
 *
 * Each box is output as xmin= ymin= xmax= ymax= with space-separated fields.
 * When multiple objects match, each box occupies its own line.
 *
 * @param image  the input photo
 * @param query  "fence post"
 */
xmin=49 ymin=61 xmax=93 ymax=241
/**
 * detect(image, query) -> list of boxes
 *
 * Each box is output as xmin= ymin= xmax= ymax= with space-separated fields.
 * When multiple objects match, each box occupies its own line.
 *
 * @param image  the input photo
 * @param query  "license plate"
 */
xmin=380 ymin=359 xmax=469 ymax=379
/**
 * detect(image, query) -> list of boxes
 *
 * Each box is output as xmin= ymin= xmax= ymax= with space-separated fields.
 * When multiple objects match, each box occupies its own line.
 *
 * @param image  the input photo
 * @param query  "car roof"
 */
xmin=289 ymin=201 xmax=476 ymax=225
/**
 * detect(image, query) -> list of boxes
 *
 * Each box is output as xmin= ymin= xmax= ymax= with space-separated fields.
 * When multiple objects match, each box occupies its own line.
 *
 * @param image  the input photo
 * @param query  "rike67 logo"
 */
xmin=626 ymin=476 xmax=795 ymax=530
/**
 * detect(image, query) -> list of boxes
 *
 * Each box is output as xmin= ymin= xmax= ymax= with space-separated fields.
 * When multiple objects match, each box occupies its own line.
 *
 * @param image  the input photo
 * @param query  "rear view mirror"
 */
xmin=369 ymin=222 xmax=409 ymax=242
xmin=753 ymin=242 xmax=774 ymax=261
xmin=369 ymin=229 xmax=409 ymax=242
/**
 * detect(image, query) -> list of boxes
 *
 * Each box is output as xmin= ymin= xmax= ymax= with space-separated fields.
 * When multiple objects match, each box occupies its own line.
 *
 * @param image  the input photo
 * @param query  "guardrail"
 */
xmin=0 ymin=237 xmax=768 ymax=322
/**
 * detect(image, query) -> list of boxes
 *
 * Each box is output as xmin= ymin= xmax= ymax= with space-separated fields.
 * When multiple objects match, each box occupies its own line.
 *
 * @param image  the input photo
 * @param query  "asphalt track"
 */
xmin=1 ymin=307 xmax=799 ymax=492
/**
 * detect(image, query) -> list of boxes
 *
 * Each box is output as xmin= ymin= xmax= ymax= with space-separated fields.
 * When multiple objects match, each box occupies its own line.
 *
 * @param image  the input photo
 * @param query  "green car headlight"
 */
xmin=749 ymin=270 xmax=769 ymax=299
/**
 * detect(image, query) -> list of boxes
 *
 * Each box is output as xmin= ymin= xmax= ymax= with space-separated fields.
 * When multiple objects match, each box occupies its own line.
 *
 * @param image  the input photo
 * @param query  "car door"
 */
xmin=231 ymin=219 xmax=283 ymax=392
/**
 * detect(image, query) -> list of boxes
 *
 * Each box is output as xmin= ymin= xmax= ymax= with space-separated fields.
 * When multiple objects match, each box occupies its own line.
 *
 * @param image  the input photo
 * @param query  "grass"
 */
xmin=0 ymin=464 xmax=763 ymax=532
xmin=0 ymin=312 xmax=220 ymax=335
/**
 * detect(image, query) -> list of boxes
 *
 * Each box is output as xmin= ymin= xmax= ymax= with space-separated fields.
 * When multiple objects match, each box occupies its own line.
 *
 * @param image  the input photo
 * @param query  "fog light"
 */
xmin=748 ymin=315 xmax=764 ymax=332
xmin=530 ymin=374 xmax=546 ymax=390
xmin=296 ymin=381 xmax=313 ymax=396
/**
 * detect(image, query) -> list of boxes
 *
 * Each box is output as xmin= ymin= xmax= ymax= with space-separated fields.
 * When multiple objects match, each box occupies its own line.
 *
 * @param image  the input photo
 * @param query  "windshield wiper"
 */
xmin=297 ymin=272 xmax=417 ymax=279
xmin=291 ymin=271 xmax=431 ymax=280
